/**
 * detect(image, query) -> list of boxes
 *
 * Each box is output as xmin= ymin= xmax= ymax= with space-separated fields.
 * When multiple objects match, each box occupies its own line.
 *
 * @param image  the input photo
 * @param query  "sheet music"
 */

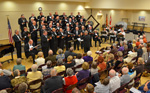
xmin=77 ymin=38 xmax=83 ymax=42
xmin=130 ymin=87 xmax=141 ymax=93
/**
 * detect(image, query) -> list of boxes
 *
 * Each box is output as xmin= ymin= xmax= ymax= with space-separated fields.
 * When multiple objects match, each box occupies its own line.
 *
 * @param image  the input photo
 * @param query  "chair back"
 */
xmin=27 ymin=68 xmax=32 ymax=72
xmin=77 ymin=77 xmax=89 ymax=90
xmin=72 ymin=64 xmax=82 ymax=72
xmin=43 ymin=75 xmax=51 ymax=81
xmin=28 ymin=79 xmax=43 ymax=92
xmin=52 ymin=88 xmax=64 ymax=93
xmin=66 ymin=83 xmax=77 ymax=91
xmin=20 ymin=70 xmax=26 ymax=76
xmin=38 ymin=64 xmax=46 ymax=68
xmin=57 ymin=71 xmax=66 ymax=76
xmin=52 ymin=61 xmax=57 ymax=67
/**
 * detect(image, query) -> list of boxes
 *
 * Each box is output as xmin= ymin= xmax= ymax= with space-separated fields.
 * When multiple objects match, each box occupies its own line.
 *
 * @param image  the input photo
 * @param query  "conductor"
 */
xmin=82 ymin=31 xmax=90 ymax=53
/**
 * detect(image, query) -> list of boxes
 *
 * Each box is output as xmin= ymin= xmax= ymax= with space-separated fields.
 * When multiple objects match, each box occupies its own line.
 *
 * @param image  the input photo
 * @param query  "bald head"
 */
xmin=48 ymin=50 xmax=53 ymax=56
xmin=50 ymin=69 xmax=57 ymax=76
xmin=122 ymin=67 xmax=129 ymax=74
xmin=109 ymin=69 xmax=116 ymax=77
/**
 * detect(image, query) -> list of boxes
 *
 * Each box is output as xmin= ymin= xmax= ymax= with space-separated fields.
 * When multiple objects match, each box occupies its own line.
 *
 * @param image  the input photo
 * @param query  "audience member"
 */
xmin=43 ymin=69 xmax=63 ymax=93
xmin=63 ymin=68 xmax=78 ymax=93
xmin=109 ymin=69 xmax=120 ymax=92
xmin=143 ymin=35 xmax=147 ymax=44
xmin=83 ymin=51 xmax=93 ymax=62
xmin=110 ymin=43 xmax=118 ymax=54
xmin=132 ymin=40 xmax=136 ymax=48
xmin=114 ymin=51 xmax=123 ymax=69
xmin=119 ymin=67 xmax=131 ymax=85
xmin=35 ymin=52 xmax=45 ymax=67
xmin=18 ymin=82 xmax=28 ymax=93
xmin=136 ymin=39 xmax=140 ymax=47
xmin=65 ymin=56 xmax=75 ymax=69
xmin=142 ymin=43 xmax=148 ymax=62
xmin=137 ymin=44 xmax=143 ymax=57
xmin=84 ymin=83 xmax=94 ymax=93
xmin=127 ymin=62 xmax=136 ymax=78
xmin=56 ymin=49 xmax=65 ymax=60
xmin=139 ymin=36 xmax=143 ymax=44
xmin=27 ymin=64 xmax=43 ymax=89
xmin=94 ymin=78 xmax=110 ymax=93
xmin=97 ymin=56 xmax=106 ymax=72
xmin=118 ymin=41 xmax=124 ymax=51
xmin=72 ymin=88 xmax=81 ymax=93
xmin=64 ymin=47 xmax=77 ymax=59
xmin=74 ymin=53 xmax=84 ymax=72
xmin=107 ymin=53 xmax=114 ymax=69
xmin=45 ymin=50 xmax=56 ymax=63
xmin=0 ymin=69 xmax=12 ymax=90
xmin=133 ymin=57 xmax=144 ymax=75
xmin=11 ymin=69 xmax=26 ymax=87
xmin=76 ymin=62 xmax=90 ymax=81
xmin=90 ymin=62 xmax=98 ymax=75
xmin=42 ymin=61 xmax=53 ymax=77
xmin=138 ymin=81 xmax=150 ymax=93
xmin=54 ymin=59 xmax=66 ymax=73
xmin=124 ymin=46 xmax=138 ymax=63
xmin=0 ymin=63 xmax=12 ymax=76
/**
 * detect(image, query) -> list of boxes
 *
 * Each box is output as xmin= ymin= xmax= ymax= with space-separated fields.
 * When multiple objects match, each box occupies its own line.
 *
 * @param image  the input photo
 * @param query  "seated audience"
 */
xmin=109 ymin=69 xmax=120 ymax=92
xmin=138 ymin=81 xmax=150 ymax=93
xmin=110 ymin=43 xmax=118 ymax=54
xmin=42 ymin=61 xmax=53 ymax=77
xmin=127 ymin=62 xmax=136 ymax=78
xmin=119 ymin=67 xmax=131 ymax=85
xmin=13 ymin=58 xmax=26 ymax=75
xmin=0 ymin=63 xmax=12 ymax=76
xmin=56 ymin=49 xmax=65 ymax=60
xmin=124 ymin=46 xmax=138 ymax=63
xmin=35 ymin=52 xmax=45 ymax=67
xmin=27 ymin=64 xmax=43 ymax=89
xmin=54 ymin=59 xmax=66 ymax=73
xmin=43 ymin=69 xmax=63 ymax=93
xmin=97 ymin=56 xmax=106 ymax=72
xmin=63 ymin=68 xmax=78 ymax=93
xmin=143 ymin=35 xmax=147 ymax=44
xmin=74 ymin=53 xmax=84 ymax=72
xmin=118 ymin=41 xmax=124 ymax=51
xmin=127 ymin=40 xmax=133 ymax=51
xmin=142 ymin=43 xmax=148 ymax=62
xmin=136 ymin=39 xmax=140 ymax=47
xmin=65 ymin=56 xmax=75 ymax=69
xmin=139 ymin=36 xmax=143 ymax=44
xmin=123 ymin=40 xmax=128 ymax=51
xmin=72 ymin=88 xmax=81 ymax=93
xmin=132 ymin=40 xmax=136 ymax=48
xmin=18 ymin=82 xmax=28 ymax=93
xmin=137 ymin=44 xmax=143 ymax=57
xmin=133 ymin=57 xmax=144 ymax=75
xmin=107 ymin=53 xmax=114 ymax=69
xmin=76 ymin=62 xmax=90 ymax=81
xmin=0 ymin=69 xmax=12 ymax=90
xmin=114 ymin=51 xmax=124 ymax=69
xmin=11 ymin=69 xmax=26 ymax=87
xmin=83 ymin=51 xmax=93 ymax=62
xmin=94 ymin=78 xmax=110 ymax=93
xmin=90 ymin=62 xmax=98 ymax=75
xmin=84 ymin=83 xmax=95 ymax=93
xmin=64 ymin=47 xmax=77 ymax=59
xmin=45 ymin=50 xmax=56 ymax=63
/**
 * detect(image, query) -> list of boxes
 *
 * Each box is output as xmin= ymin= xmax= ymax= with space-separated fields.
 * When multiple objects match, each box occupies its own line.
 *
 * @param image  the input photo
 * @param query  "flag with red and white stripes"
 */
xmin=109 ymin=15 xmax=112 ymax=29
xmin=106 ymin=14 xmax=108 ymax=26
xmin=7 ymin=18 xmax=13 ymax=43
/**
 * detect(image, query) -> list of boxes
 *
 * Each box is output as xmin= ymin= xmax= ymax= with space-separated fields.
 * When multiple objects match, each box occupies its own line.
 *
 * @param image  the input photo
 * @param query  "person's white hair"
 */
xmin=140 ymin=36 xmax=143 ymax=39
xmin=50 ymin=68 xmax=57 ymax=76
xmin=123 ymin=40 xmax=127 ymax=44
xmin=31 ymin=64 xmax=38 ymax=72
xmin=109 ymin=69 xmax=116 ymax=77
xmin=66 ymin=68 xmax=74 ymax=76
xmin=122 ymin=67 xmax=129 ymax=74
xmin=87 ymin=51 xmax=92 ymax=56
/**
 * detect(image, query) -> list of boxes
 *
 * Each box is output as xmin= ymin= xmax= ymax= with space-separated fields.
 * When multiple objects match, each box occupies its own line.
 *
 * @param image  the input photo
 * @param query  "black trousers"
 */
xmin=31 ymin=36 xmax=37 ymax=45
xmin=29 ymin=49 xmax=38 ymax=64
xmin=84 ymin=46 xmax=90 ymax=53
xmin=66 ymin=41 xmax=71 ymax=51
xmin=16 ymin=45 xmax=22 ymax=58
xmin=59 ymin=40 xmax=64 ymax=50
xmin=74 ymin=41 xmax=79 ymax=50
xmin=94 ymin=39 xmax=101 ymax=47
xmin=90 ymin=35 xmax=92 ymax=47
xmin=42 ymin=47 xmax=49 ymax=58
xmin=101 ymin=36 xmax=107 ymax=42
xmin=110 ymin=37 xmax=116 ymax=43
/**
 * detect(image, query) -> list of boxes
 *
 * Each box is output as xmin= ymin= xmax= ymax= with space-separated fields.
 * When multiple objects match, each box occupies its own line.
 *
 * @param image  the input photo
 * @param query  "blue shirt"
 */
xmin=83 ymin=56 xmax=93 ymax=62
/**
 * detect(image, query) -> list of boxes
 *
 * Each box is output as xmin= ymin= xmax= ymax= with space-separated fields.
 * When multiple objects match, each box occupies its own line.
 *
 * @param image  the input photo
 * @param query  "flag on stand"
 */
xmin=106 ymin=14 xmax=108 ymax=26
xmin=7 ymin=17 xmax=13 ymax=43
xmin=109 ymin=15 xmax=112 ymax=29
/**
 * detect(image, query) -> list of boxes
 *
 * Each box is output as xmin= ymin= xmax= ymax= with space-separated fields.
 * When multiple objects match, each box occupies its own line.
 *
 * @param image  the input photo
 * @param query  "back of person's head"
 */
xmin=113 ymin=43 xmax=116 ymax=48
xmin=31 ymin=64 xmax=38 ymax=72
xmin=72 ymin=88 xmax=81 ymax=93
xmin=108 ymin=53 xmax=114 ymax=60
xmin=109 ymin=69 xmax=116 ymax=77
xmin=58 ymin=49 xmax=63 ymax=54
xmin=87 ymin=51 xmax=92 ymax=56
xmin=13 ymin=69 xmax=20 ymax=77
xmin=16 ymin=58 xmax=22 ymax=65
xmin=67 ymin=55 xmax=73 ymax=62
xmin=57 ymin=58 xmax=63 ymax=66
xmin=133 ymin=39 xmax=136 ymax=43
xmin=46 ymin=60 xmax=52 ymax=68
xmin=91 ymin=62 xmax=97 ymax=69
xmin=69 ymin=47 xmax=74 ymax=52
xmin=0 ymin=90 xmax=7 ymax=93
xmin=101 ymin=78 xmax=109 ymax=86
xmin=122 ymin=67 xmax=129 ymax=74
xmin=85 ymin=83 xmax=94 ymax=93
xmin=66 ymin=68 xmax=74 ymax=76
xmin=18 ymin=82 xmax=28 ymax=93
xmin=97 ymin=56 xmax=104 ymax=63
xmin=77 ymin=53 xmax=82 ymax=59
xmin=117 ymin=51 xmax=123 ymax=57
xmin=82 ymin=62 xmax=89 ymax=70
xmin=133 ymin=46 xmax=138 ymax=52
xmin=48 ymin=50 xmax=53 ymax=56
xmin=38 ymin=51 xmax=43 ymax=57
xmin=0 ymin=69 xmax=3 ymax=76
xmin=138 ymin=57 xmax=144 ymax=65
xmin=50 ymin=68 xmax=57 ymax=77
xmin=127 ymin=62 xmax=133 ymax=70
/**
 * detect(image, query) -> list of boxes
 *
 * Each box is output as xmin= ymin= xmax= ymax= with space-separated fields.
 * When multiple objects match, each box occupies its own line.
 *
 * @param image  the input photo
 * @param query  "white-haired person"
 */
xmin=139 ymin=36 xmax=143 ymax=44
xmin=63 ymin=68 xmax=78 ymax=93
xmin=74 ymin=53 xmax=84 ymax=72
xmin=27 ymin=64 xmax=43 ymax=90
xmin=83 ymin=51 xmax=93 ymax=62
xmin=42 ymin=60 xmax=53 ymax=77
xmin=109 ymin=69 xmax=120 ymax=93
xmin=119 ymin=67 xmax=131 ymax=86
xmin=35 ymin=51 xmax=45 ymax=67
xmin=0 ymin=69 xmax=12 ymax=90
xmin=18 ymin=82 xmax=28 ymax=93
xmin=56 ymin=49 xmax=65 ymax=60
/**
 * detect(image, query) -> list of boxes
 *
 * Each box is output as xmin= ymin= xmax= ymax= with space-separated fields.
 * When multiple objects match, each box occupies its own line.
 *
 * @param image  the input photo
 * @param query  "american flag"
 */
xmin=109 ymin=15 xmax=112 ymax=29
xmin=7 ymin=18 xmax=13 ymax=43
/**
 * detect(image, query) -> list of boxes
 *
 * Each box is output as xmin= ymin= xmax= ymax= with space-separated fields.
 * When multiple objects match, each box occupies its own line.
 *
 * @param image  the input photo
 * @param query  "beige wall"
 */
xmin=0 ymin=1 xmax=88 ymax=40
